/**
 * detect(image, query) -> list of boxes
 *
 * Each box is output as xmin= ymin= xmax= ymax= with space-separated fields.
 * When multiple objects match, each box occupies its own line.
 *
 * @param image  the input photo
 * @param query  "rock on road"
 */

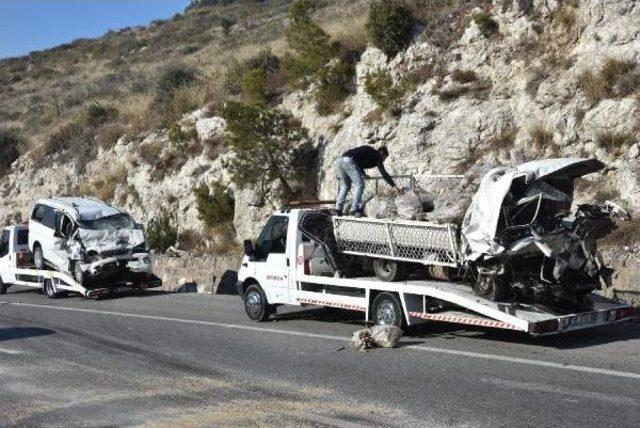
xmin=1 ymin=286 xmax=640 ymax=427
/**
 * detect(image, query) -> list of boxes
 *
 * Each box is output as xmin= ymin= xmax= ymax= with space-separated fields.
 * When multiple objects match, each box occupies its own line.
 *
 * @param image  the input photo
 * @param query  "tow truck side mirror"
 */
xmin=243 ymin=239 xmax=255 ymax=257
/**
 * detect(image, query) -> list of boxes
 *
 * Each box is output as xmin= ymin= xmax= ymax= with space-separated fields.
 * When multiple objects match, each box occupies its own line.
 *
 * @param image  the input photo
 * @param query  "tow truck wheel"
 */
xmin=44 ymin=279 xmax=58 ymax=299
xmin=0 ymin=277 xmax=7 ymax=295
xmin=33 ymin=245 xmax=45 ymax=270
xmin=372 ymin=259 xmax=407 ymax=282
xmin=244 ymin=284 xmax=271 ymax=322
xmin=372 ymin=292 xmax=404 ymax=327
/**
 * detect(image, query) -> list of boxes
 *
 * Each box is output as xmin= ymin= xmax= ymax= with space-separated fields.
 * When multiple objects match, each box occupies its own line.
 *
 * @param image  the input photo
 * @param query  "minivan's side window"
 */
xmin=255 ymin=216 xmax=288 ymax=261
xmin=42 ymin=206 xmax=56 ymax=229
xmin=0 ymin=230 xmax=9 ymax=258
xmin=31 ymin=204 xmax=47 ymax=223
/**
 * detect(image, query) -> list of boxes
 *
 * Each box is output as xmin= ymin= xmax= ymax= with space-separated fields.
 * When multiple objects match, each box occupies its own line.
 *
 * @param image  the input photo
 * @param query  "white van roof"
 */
xmin=36 ymin=197 xmax=122 ymax=221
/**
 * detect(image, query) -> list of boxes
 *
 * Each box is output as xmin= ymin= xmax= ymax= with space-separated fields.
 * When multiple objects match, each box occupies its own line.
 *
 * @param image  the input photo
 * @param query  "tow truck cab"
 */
xmin=0 ymin=225 xmax=30 ymax=288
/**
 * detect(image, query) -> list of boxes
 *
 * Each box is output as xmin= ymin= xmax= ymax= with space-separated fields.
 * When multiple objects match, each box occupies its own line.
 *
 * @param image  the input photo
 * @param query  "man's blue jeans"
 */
xmin=335 ymin=157 xmax=365 ymax=213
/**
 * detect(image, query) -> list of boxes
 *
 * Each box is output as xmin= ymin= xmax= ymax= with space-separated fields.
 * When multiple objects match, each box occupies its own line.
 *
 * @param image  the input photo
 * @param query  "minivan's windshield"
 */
xmin=77 ymin=214 xmax=136 ymax=231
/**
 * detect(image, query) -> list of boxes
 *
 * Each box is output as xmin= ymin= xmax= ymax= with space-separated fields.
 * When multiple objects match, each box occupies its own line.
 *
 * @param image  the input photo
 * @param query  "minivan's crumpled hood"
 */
xmin=76 ymin=228 xmax=145 ymax=252
xmin=461 ymin=158 xmax=605 ymax=256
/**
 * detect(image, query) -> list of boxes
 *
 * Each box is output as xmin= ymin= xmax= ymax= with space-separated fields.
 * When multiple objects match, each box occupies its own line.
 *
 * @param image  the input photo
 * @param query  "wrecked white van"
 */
xmin=29 ymin=197 xmax=152 ymax=286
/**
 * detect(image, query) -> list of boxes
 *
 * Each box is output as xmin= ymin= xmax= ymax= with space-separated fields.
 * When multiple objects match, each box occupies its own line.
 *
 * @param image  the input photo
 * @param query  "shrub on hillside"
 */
xmin=578 ymin=58 xmax=640 ymax=104
xmin=147 ymin=208 xmax=178 ymax=252
xmin=83 ymin=102 xmax=118 ymax=128
xmin=241 ymin=68 xmax=269 ymax=105
xmin=596 ymin=132 xmax=636 ymax=157
xmin=0 ymin=128 xmax=22 ymax=176
xmin=472 ymin=12 xmax=499 ymax=38
xmin=366 ymin=0 xmax=415 ymax=58
xmin=155 ymin=64 xmax=198 ymax=104
xmin=282 ymin=1 xmax=338 ymax=87
xmin=528 ymin=124 xmax=554 ymax=153
xmin=193 ymin=182 xmax=235 ymax=228
xmin=314 ymin=60 xmax=355 ymax=115
xmin=224 ymin=49 xmax=280 ymax=96
xmin=364 ymin=70 xmax=404 ymax=113
xmin=221 ymin=101 xmax=315 ymax=203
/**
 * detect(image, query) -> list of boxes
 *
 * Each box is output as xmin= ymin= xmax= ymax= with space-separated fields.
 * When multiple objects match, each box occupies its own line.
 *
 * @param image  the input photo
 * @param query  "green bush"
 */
xmin=314 ymin=60 xmax=355 ymax=114
xmin=366 ymin=0 xmax=415 ymax=58
xmin=224 ymin=49 xmax=280 ymax=96
xmin=283 ymin=2 xmax=338 ymax=87
xmin=83 ymin=102 xmax=118 ymax=128
xmin=364 ymin=70 xmax=405 ymax=113
xmin=0 ymin=128 xmax=22 ymax=176
xmin=193 ymin=182 xmax=235 ymax=228
xmin=146 ymin=208 xmax=177 ymax=252
xmin=155 ymin=64 xmax=198 ymax=104
xmin=241 ymin=68 xmax=268 ymax=105
xmin=473 ymin=12 xmax=499 ymax=38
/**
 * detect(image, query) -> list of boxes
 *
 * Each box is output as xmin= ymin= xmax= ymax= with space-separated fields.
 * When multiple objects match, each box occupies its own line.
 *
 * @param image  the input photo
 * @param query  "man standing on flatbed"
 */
xmin=334 ymin=145 xmax=401 ymax=216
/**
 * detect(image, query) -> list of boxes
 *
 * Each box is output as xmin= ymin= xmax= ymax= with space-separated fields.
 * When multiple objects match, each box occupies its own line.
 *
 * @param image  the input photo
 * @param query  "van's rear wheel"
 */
xmin=473 ymin=272 xmax=510 ymax=302
xmin=0 ymin=277 xmax=7 ymax=295
xmin=33 ymin=245 xmax=45 ymax=270
xmin=372 ymin=259 xmax=407 ymax=282
xmin=244 ymin=284 xmax=272 ymax=322
xmin=372 ymin=292 xmax=404 ymax=327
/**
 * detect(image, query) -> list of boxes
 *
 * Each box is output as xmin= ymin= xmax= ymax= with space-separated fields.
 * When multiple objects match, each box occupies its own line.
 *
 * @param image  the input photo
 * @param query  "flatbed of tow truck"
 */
xmin=237 ymin=208 xmax=637 ymax=336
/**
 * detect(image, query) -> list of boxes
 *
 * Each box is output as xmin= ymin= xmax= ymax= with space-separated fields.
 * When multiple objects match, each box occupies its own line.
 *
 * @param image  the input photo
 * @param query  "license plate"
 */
xmin=559 ymin=312 xmax=601 ymax=330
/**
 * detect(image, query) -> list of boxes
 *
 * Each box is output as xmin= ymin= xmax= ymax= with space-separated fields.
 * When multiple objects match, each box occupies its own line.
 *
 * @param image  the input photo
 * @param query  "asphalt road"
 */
xmin=1 ymin=286 xmax=640 ymax=427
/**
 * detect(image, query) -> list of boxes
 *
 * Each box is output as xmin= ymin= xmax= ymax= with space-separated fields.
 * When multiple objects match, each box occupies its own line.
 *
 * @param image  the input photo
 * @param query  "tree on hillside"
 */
xmin=0 ymin=128 xmax=22 ymax=177
xmin=221 ymin=102 xmax=315 ymax=204
xmin=282 ymin=0 xmax=338 ymax=87
xmin=366 ymin=0 xmax=415 ymax=58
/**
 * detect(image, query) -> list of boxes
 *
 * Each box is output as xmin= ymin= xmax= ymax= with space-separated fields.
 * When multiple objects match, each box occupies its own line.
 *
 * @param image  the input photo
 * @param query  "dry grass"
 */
xmin=488 ymin=128 xmax=517 ymax=151
xmin=450 ymin=69 xmax=477 ymax=83
xmin=599 ymin=219 xmax=640 ymax=249
xmin=596 ymin=131 xmax=636 ymax=157
xmin=77 ymin=163 xmax=128 ymax=203
xmin=528 ymin=123 xmax=554 ymax=153
xmin=578 ymin=58 xmax=640 ymax=105
xmin=97 ymin=123 xmax=125 ymax=150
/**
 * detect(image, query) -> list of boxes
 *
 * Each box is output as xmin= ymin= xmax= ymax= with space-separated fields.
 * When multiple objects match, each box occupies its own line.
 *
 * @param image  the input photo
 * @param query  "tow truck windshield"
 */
xmin=77 ymin=214 xmax=136 ymax=231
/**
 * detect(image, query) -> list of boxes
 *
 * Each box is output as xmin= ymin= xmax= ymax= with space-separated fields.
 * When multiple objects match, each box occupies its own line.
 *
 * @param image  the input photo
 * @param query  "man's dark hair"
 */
xmin=378 ymin=146 xmax=389 ymax=157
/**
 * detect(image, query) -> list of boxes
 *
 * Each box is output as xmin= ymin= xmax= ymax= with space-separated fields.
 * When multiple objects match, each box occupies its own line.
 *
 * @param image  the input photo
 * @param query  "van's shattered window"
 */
xmin=78 ymin=214 xmax=136 ymax=230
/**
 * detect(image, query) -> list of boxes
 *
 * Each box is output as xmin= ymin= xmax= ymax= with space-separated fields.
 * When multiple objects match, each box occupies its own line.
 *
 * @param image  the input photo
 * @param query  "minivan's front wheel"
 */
xmin=33 ymin=245 xmax=45 ymax=270
xmin=243 ymin=284 xmax=272 ymax=322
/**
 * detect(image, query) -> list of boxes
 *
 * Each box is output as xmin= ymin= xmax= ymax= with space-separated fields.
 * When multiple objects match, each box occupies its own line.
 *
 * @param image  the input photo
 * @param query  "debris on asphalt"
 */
xmin=352 ymin=326 xmax=403 ymax=351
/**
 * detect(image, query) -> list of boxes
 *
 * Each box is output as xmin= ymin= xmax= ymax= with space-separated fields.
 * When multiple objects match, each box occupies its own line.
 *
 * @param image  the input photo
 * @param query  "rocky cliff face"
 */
xmin=2 ymin=0 xmax=639 ymax=250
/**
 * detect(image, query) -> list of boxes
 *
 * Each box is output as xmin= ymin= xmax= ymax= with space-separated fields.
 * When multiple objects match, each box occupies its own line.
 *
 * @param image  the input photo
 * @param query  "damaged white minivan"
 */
xmin=29 ymin=197 xmax=152 ymax=286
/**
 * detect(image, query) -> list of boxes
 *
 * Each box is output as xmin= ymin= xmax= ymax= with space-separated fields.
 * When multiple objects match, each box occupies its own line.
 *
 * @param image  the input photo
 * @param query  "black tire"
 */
xmin=371 ymin=292 xmax=404 ymax=327
xmin=0 ymin=277 xmax=7 ymax=295
xmin=372 ymin=259 xmax=407 ymax=282
xmin=33 ymin=244 xmax=45 ymax=270
xmin=72 ymin=261 xmax=87 ymax=287
xmin=243 ymin=284 xmax=271 ymax=322
xmin=43 ymin=279 xmax=58 ymax=299
xmin=472 ymin=272 xmax=510 ymax=302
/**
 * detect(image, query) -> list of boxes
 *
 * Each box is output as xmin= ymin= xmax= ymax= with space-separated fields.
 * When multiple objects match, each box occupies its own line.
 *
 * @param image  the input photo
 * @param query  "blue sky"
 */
xmin=0 ymin=0 xmax=191 ymax=59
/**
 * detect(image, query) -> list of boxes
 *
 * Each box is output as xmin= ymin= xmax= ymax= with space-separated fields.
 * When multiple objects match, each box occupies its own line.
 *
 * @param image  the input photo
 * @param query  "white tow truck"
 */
xmin=0 ymin=224 xmax=161 ymax=299
xmin=237 ymin=208 xmax=637 ymax=336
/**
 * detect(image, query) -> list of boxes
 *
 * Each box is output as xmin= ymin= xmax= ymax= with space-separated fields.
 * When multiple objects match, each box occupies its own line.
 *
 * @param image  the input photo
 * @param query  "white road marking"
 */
xmin=4 ymin=301 xmax=640 ymax=381
xmin=0 ymin=347 xmax=23 ymax=355
xmin=481 ymin=378 xmax=639 ymax=406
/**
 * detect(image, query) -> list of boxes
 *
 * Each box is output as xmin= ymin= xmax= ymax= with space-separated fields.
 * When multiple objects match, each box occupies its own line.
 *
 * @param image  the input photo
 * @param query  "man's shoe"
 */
xmin=349 ymin=209 xmax=363 ymax=218
xmin=329 ymin=208 xmax=342 ymax=216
